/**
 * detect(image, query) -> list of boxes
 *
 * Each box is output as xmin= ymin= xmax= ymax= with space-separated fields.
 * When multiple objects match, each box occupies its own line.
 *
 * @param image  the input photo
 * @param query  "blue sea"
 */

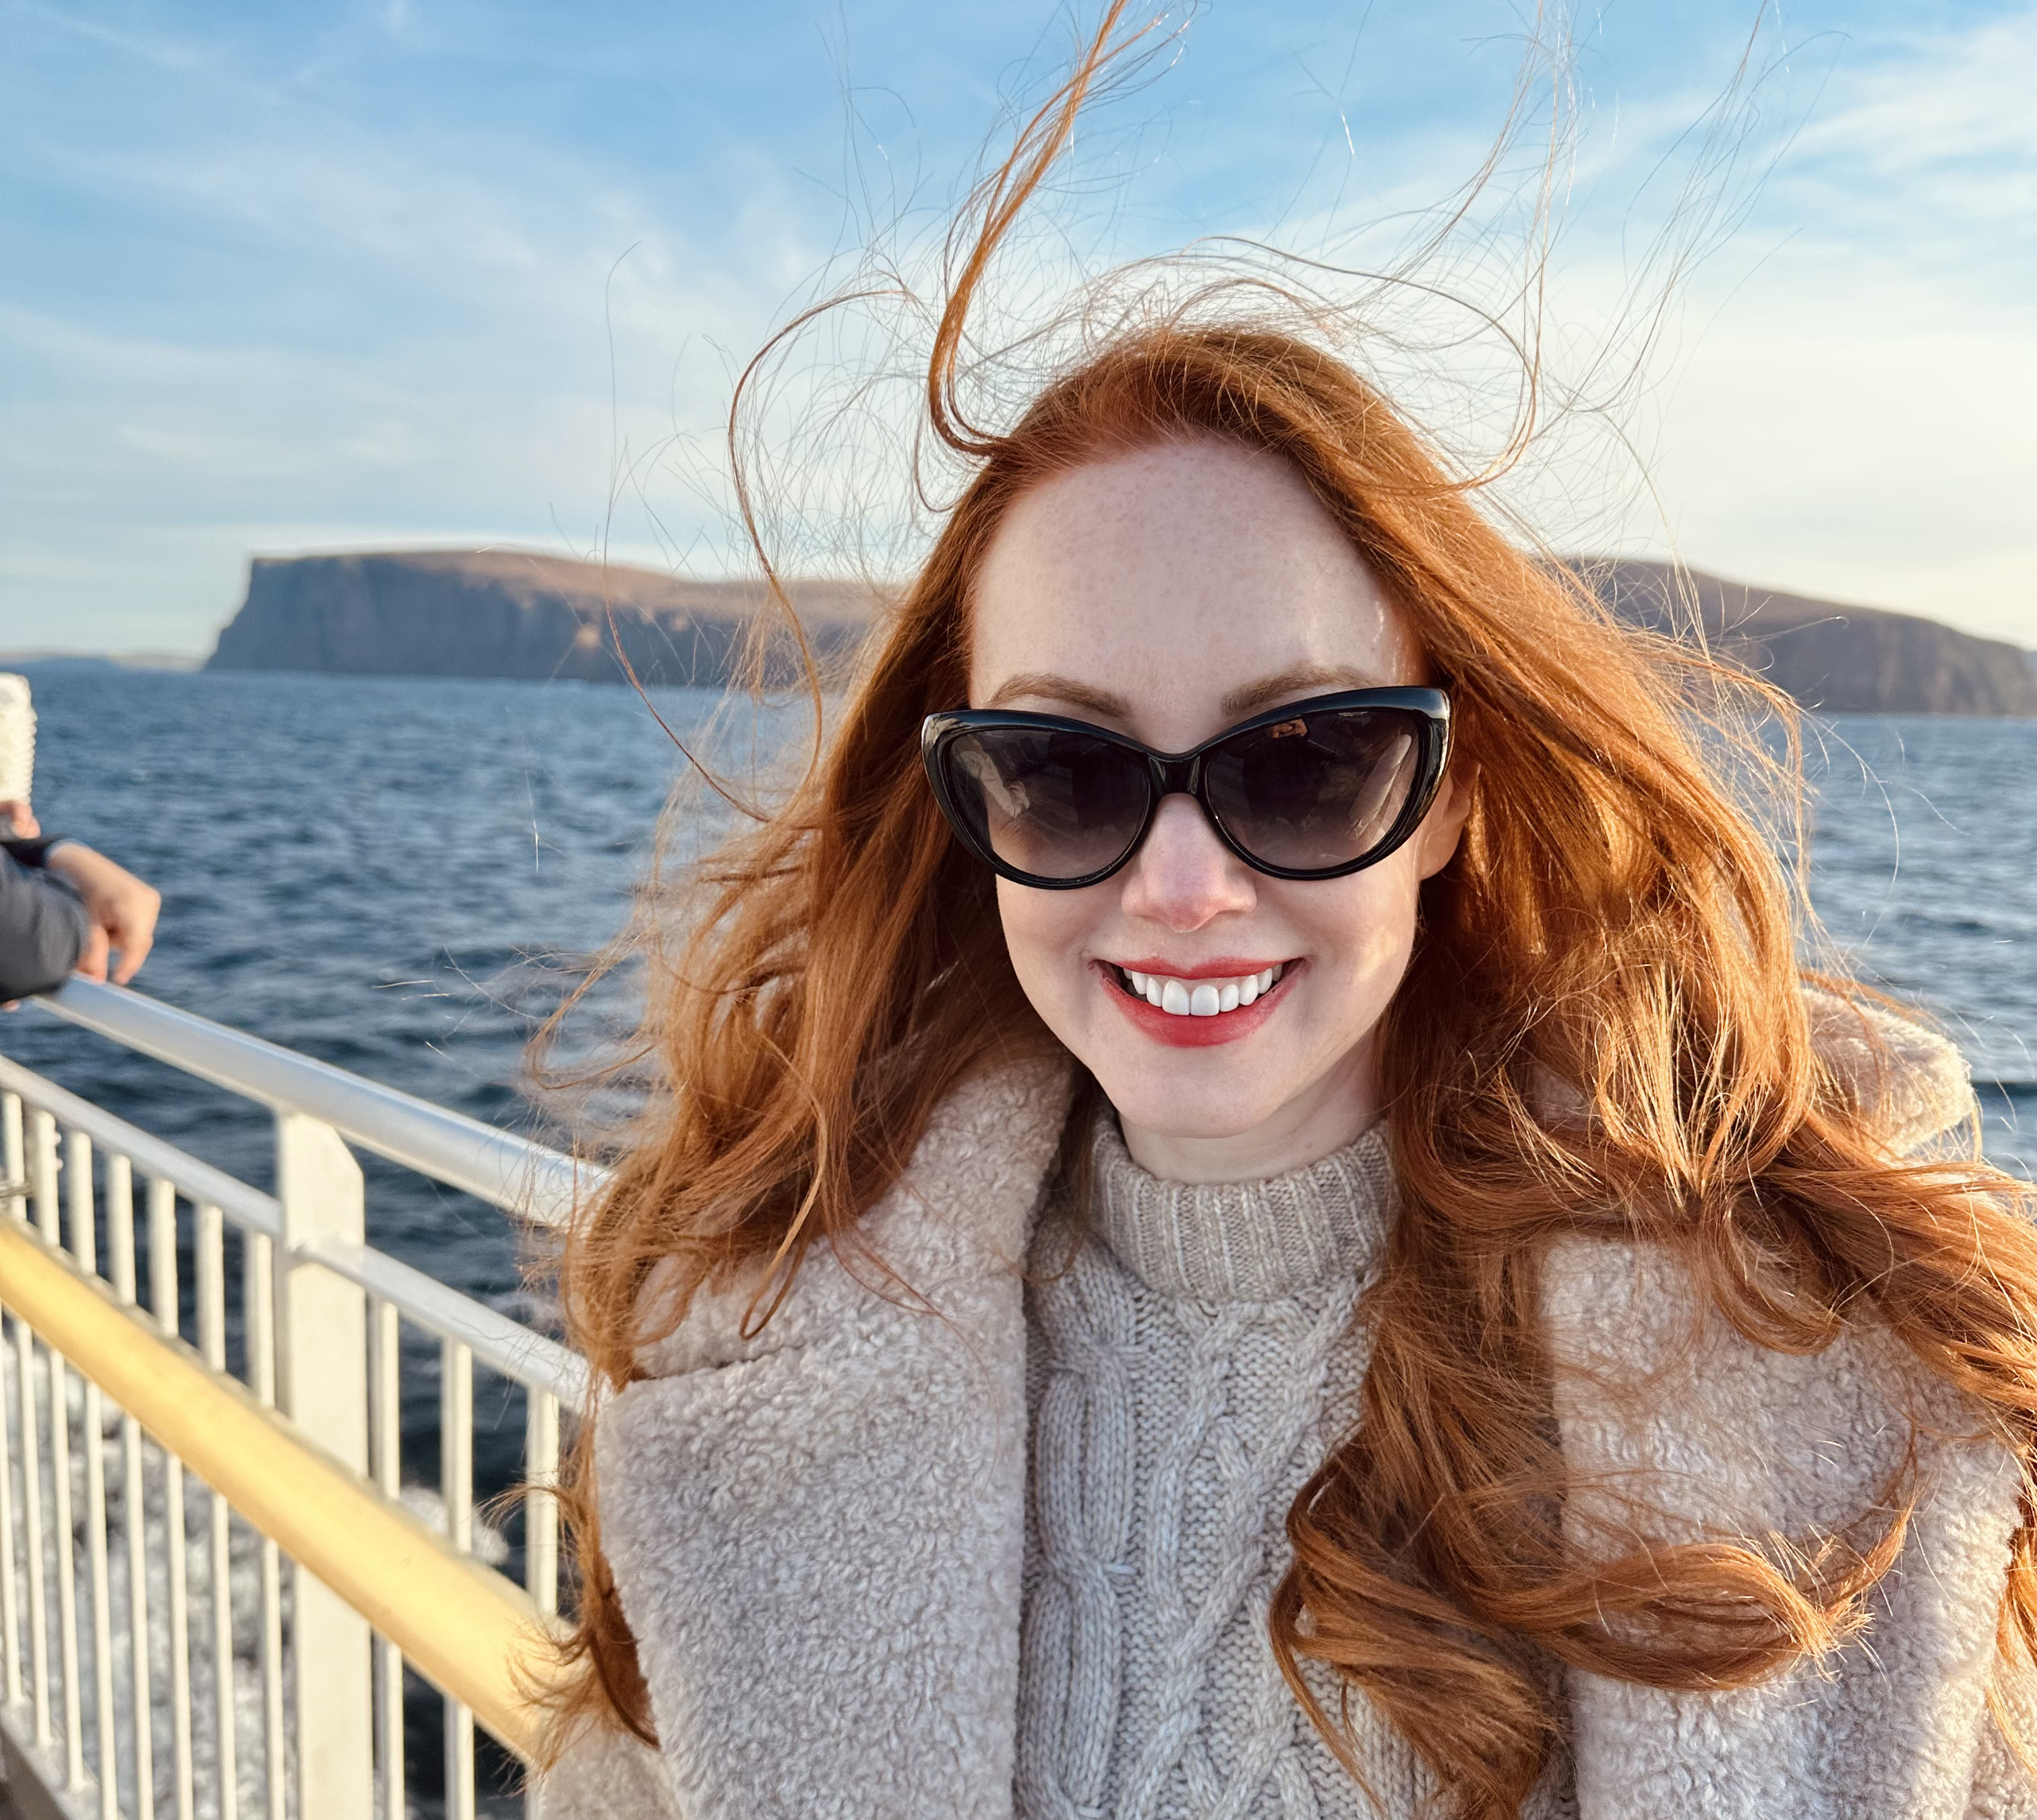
xmin=1 ymin=667 xmax=2034 ymax=1801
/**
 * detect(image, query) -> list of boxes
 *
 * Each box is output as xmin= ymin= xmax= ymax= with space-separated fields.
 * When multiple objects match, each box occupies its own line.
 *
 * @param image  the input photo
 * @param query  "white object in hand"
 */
xmin=0 ymin=673 xmax=32 ymax=808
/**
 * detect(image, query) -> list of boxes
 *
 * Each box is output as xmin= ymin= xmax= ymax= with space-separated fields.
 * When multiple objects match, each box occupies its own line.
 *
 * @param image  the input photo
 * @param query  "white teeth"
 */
xmin=1116 ymin=964 xmax=1291 ymax=1018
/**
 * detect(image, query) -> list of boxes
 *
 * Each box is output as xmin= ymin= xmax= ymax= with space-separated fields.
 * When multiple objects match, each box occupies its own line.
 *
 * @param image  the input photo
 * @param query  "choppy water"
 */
xmin=0 ymin=668 xmax=2032 ymax=1804
xmin=1801 ymin=716 xmax=2037 ymax=1174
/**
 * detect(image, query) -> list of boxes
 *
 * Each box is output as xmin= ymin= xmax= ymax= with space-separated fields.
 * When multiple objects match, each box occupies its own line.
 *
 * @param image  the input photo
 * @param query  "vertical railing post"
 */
xmin=274 ymin=1112 xmax=372 ymax=1820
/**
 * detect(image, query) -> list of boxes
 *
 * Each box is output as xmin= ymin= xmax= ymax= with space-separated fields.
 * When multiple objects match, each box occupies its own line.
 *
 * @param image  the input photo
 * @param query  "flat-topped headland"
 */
xmin=205 ymin=549 xmax=878 ymax=688
xmin=205 ymin=548 xmax=2034 ymax=715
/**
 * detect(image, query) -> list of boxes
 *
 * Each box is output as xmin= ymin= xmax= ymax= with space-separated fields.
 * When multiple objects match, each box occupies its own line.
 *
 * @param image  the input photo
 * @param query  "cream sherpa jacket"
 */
xmin=541 ymin=1001 xmax=2037 ymax=1820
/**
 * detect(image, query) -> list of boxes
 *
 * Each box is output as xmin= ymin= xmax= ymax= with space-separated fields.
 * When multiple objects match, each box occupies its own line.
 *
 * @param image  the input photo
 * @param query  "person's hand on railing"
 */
xmin=42 ymin=842 xmax=160 ymax=985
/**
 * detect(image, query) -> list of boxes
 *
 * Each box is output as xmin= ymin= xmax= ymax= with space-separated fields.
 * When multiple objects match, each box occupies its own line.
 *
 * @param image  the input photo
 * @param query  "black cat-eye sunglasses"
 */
xmin=920 ymin=686 xmax=1452 ymax=889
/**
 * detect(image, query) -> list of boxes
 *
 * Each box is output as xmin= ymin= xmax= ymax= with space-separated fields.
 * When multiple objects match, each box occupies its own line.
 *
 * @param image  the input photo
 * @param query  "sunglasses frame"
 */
xmin=921 ymin=685 xmax=1453 ymax=889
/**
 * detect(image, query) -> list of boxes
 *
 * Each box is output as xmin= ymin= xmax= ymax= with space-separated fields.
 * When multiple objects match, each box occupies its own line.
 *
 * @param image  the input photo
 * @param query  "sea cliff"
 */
xmin=206 ymin=549 xmax=2034 ymax=715
xmin=206 ymin=551 xmax=876 ymax=687
xmin=1572 ymin=558 xmax=2037 ymax=717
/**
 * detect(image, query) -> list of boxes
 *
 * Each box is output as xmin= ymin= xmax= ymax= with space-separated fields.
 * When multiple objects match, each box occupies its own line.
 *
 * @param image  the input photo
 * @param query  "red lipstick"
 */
xmin=1108 ymin=957 xmax=1288 ymax=979
xmin=1093 ymin=959 xmax=1298 ymax=1049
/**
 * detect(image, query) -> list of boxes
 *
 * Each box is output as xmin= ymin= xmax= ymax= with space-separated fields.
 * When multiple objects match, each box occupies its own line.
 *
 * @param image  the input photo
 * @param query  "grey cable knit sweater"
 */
xmin=1017 ymin=1114 xmax=1431 ymax=1818
xmin=542 ymin=998 xmax=2036 ymax=1820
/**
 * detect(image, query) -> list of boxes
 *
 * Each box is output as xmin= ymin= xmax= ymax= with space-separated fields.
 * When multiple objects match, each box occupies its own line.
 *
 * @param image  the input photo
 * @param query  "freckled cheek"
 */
xmin=995 ymin=878 xmax=1107 ymax=1014
xmin=1283 ymin=868 xmax=1424 ymax=1012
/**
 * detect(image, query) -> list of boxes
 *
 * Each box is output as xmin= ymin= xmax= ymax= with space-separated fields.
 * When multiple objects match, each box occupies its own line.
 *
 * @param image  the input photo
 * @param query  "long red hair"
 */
xmin=540 ymin=13 xmax=2037 ymax=1813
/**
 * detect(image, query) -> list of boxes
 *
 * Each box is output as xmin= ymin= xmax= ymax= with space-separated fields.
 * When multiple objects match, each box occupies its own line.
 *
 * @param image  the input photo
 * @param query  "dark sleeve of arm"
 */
xmin=0 ymin=837 xmax=65 ymax=870
xmin=0 ymin=853 xmax=88 ymax=998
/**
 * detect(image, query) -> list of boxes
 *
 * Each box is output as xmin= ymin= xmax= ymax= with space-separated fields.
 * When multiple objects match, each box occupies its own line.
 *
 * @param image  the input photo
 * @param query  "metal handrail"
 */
xmin=2 ymin=981 xmax=591 ymax=1813
xmin=305 ymin=1238 xmax=588 ymax=1406
xmin=34 ymin=979 xmax=600 ymax=1227
xmin=0 ymin=1050 xmax=283 ymax=1238
xmin=0 ymin=1216 xmax=561 ymax=1763
xmin=0 ymin=1045 xmax=584 ymax=1400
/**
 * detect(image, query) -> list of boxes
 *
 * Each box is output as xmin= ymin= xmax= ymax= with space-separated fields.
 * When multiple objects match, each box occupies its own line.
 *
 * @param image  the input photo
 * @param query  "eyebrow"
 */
xmin=1219 ymin=663 xmax=1392 ymax=716
xmin=981 ymin=661 xmax=1395 ymax=721
xmin=979 ymin=672 xmax=1133 ymax=716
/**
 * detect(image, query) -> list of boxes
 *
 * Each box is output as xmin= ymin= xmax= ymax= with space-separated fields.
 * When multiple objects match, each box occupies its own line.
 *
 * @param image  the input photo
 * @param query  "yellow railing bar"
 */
xmin=0 ymin=1217 xmax=562 ymax=1763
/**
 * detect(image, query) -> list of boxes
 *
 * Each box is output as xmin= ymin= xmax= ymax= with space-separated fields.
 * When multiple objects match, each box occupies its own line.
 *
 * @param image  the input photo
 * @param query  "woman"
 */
xmin=537 ymin=28 xmax=2037 ymax=1820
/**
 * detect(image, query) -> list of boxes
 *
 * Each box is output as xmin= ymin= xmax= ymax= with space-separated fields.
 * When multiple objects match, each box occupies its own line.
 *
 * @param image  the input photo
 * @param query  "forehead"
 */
xmin=967 ymin=437 xmax=1419 ymax=728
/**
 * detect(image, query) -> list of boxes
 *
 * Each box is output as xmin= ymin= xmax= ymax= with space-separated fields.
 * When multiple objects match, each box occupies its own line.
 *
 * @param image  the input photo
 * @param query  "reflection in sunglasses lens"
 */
xmin=950 ymin=729 xmax=1148 ymax=880
xmin=1205 ymin=710 xmax=1419 ymax=872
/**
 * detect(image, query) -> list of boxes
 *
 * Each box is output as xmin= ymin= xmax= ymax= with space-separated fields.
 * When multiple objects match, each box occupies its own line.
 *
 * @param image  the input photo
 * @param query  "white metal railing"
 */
xmin=32 ymin=981 xmax=586 ymax=1228
xmin=0 ymin=980 xmax=599 ymax=1820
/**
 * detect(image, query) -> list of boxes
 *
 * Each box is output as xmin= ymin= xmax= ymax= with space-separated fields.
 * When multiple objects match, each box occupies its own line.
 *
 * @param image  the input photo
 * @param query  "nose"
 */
xmin=1115 ymin=794 xmax=1257 ymax=932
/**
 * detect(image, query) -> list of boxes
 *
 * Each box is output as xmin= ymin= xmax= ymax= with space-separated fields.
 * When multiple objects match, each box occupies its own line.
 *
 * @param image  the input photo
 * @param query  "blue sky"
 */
xmin=4 ymin=0 xmax=2034 ymax=652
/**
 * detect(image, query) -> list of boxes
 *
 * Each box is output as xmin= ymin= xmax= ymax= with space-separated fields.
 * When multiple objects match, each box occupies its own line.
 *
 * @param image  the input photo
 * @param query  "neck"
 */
xmin=1116 ymin=1031 xmax=1381 ymax=1184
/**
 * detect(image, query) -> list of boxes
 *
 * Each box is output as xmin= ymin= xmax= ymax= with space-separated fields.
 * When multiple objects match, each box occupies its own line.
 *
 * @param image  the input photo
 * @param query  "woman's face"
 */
xmin=968 ymin=437 xmax=1468 ymax=1182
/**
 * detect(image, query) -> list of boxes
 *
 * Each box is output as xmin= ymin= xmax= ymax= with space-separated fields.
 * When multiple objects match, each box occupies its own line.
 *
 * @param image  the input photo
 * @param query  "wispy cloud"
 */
xmin=1 ymin=0 xmax=2032 ymax=649
xmin=1 ymin=6 xmax=833 ymax=644
xmin=1617 ymin=8 xmax=2037 ymax=638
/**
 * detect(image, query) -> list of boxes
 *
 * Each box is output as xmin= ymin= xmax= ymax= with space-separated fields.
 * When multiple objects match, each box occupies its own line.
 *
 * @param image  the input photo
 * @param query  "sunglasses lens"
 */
xmin=1203 ymin=707 xmax=1426 ymax=873
xmin=940 ymin=727 xmax=1149 ymax=881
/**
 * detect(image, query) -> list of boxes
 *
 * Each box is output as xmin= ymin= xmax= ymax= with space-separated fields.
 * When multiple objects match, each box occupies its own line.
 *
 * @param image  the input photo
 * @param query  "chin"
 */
xmin=1087 ymin=1060 xmax=1284 ymax=1141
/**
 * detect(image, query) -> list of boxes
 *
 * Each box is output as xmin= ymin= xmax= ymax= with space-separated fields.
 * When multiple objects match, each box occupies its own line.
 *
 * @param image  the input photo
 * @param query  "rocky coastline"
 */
xmin=204 ymin=549 xmax=2035 ymax=716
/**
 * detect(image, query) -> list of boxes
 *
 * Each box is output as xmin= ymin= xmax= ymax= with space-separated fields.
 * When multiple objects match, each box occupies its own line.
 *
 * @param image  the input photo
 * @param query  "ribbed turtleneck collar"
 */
xmin=1089 ymin=1110 xmax=1397 ymax=1302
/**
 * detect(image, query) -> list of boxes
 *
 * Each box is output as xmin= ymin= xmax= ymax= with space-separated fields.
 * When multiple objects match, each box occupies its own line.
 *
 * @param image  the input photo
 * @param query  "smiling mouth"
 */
xmin=1111 ymin=962 xmax=1287 ymax=1018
